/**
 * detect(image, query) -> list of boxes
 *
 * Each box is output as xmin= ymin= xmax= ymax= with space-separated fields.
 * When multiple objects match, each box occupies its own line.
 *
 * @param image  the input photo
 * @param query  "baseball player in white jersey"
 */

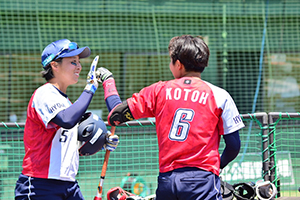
xmin=15 ymin=39 xmax=119 ymax=200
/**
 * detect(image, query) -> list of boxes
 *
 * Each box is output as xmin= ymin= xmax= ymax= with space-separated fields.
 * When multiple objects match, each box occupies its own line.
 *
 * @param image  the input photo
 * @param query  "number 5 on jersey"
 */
xmin=169 ymin=108 xmax=194 ymax=141
xmin=59 ymin=130 xmax=68 ymax=142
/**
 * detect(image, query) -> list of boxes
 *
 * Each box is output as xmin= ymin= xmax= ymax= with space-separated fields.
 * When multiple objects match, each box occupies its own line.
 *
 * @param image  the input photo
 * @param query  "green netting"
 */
xmin=220 ymin=113 xmax=269 ymax=184
xmin=1 ymin=0 xmax=300 ymax=122
xmin=77 ymin=125 xmax=159 ymax=199
xmin=3 ymin=113 xmax=300 ymax=199
xmin=1 ymin=0 xmax=300 ymax=199
xmin=0 ymin=124 xmax=158 ymax=199
xmin=268 ymin=113 xmax=300 ymax=197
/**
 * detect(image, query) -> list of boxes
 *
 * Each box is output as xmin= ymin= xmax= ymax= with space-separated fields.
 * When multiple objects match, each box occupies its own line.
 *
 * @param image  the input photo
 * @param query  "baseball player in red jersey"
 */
xmin=97 ymin=35 xmax=244 ymax=200
xmin=15 ymin=39 xmax=119 ymax=200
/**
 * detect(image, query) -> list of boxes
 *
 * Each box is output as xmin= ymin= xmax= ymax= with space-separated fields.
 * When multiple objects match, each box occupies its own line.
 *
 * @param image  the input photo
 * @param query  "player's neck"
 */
xmin=48 ymin=81 xmax=67 ymax=94
xmin=182 ymin=72 xmax=201 ymax=79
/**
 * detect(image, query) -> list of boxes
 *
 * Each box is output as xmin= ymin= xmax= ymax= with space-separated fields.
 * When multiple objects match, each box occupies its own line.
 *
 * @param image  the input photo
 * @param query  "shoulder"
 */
xmin=130 ymin=81 xmax=168 ymax=102
xmin=149 ymin=80 xmax=168 ymax=88
xmin=202 ymin=81 xmax=233 ymax=101
xmin=202 ymin=81 xmax=229 ymax=95
xmin=32 ymin=83 xmax=67 ymax=107
xmin=202 ymin=81 xmax=236 ymax=109
xmin=139 ymin=80 xmax=168 ymax=92
xmin=34 ymin=83 xmax=57 ymax=96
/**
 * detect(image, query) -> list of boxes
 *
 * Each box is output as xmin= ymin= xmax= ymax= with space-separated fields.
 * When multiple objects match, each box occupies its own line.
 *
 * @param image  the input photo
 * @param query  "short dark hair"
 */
xmin=41 ymin=58 xmax=63 ymax=81
xmin=168 ymin=35 xmax=210 ymax=73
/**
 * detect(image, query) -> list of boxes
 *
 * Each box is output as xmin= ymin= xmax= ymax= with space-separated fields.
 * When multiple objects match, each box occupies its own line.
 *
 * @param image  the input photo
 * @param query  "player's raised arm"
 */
xmin=96 ymin=67 xmax=122 ymax=112
xmin=96 ymin=67 xmax=135 ymax=126
xmin=51 ymin=56 xmax=100 ymax=129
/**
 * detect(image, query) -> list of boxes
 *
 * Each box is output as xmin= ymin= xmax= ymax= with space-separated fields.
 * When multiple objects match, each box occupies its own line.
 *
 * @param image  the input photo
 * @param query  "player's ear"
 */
xmin=175 ymin=59 xmax=184 ymax=70
xmin=50 ymin=60 xmax=59 ymax=71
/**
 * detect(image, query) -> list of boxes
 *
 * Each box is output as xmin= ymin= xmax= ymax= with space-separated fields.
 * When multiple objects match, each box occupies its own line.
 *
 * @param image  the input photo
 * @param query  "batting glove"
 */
xmin=103 ymin=131 xmax=119 ymax=151
xmin=96 ymin=67 xmax=113 ymax=83
xmin=84 ymin=55 xmax=99 ymax=94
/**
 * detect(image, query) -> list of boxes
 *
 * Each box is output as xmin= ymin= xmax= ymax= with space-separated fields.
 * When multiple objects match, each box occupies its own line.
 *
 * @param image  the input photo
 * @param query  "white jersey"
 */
xmin=22 ymin=83 xmax=79 ymax=182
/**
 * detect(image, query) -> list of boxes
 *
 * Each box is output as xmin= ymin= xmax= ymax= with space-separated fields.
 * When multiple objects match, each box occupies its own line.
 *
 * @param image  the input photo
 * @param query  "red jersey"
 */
xmin=127 ymin=77 xmax=244 ymax=175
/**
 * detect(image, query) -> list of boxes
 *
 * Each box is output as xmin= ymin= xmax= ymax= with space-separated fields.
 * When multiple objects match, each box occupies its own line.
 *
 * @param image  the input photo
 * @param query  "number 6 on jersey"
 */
xmin=169 ymin=108 xmax=194 ymax=141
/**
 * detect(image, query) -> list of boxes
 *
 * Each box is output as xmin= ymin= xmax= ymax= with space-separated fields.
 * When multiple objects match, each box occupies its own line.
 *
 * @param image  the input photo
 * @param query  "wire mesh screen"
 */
xmin=268 ymin=113 xmax=300 ymax=197
xmin=0 ymin=123 xmax=158 ymax=199
xmin=1 ymin=0 xmax=300 ymax=122
xmin=0 ymin=126 xmax=24 ymax=199
xmin=78 ymin=125 xmax=159 ymax=199
xmin=220 ymin=114 xmax=263 ymax=182
xmin=0 ymin=115 xmax=272 ymax=199
xmin=2 ymin=114 xmax=300 ymax=199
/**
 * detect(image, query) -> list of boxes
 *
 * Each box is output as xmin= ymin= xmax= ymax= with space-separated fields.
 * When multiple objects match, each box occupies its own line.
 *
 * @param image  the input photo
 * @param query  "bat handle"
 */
xmin=109 ymin=126 xmax=116 ymax=136
xmin=94 ymin=126 xmax=116 ymax=200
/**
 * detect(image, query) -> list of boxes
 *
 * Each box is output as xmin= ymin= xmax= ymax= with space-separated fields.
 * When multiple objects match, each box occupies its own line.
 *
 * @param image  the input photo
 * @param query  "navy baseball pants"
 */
xmin=156 ymin=167 xmax=222 ymax=200
xmin=15 ymin=173 xmax=84 ymax=200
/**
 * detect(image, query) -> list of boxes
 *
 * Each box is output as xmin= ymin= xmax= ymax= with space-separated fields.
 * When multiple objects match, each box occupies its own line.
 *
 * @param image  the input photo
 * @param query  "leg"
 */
xmin=65 ymin=181 xmax=84 ymax=200
xmin=155 ymin=171 xmax=177 ymax=200
xmin=15 ymin=174 xmax=84 ymax=200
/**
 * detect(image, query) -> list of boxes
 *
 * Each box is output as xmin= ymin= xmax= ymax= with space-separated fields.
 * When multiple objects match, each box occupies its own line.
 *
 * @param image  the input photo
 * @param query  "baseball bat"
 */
xmin=94 ymin=126 xmax=116 ymax=200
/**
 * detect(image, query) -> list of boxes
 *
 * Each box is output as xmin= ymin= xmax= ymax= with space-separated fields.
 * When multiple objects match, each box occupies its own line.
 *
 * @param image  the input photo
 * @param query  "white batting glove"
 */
xmin=103 ymin=131 xmax=119 ymax=151
xmin=84 ymin=55 xmax=99 ymax=94
xmin=96 ymin=67 xmax=113 ymax=83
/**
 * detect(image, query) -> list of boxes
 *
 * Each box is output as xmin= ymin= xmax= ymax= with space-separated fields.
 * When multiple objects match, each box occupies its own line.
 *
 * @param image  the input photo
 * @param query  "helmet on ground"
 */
xmin=78 ymin=112 xmax=107 ymax=156
xmin=255 ymin=180 xmax=277 ymax=200
xmin=107 ymin=187 xmax=136 ymax=200
xmin=232 ymin=182 xmax=256 ymax=200
xmin=220 ymin=180 xmax=234 ymax=200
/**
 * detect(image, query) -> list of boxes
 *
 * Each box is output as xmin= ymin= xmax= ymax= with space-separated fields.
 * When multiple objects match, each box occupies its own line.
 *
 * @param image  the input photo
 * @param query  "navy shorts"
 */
xmin=15 ymin=174 xmax=84 ymax=200
xmin=156 ymin=167 xmax=222 ymax=200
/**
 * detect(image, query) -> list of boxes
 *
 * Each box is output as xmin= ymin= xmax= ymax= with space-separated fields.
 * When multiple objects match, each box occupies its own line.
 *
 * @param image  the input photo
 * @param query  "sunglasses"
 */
xmin=42 ymin=42 xmax=78 ymax=67
xmin=53 ymin=42 xmax=78 ymax=61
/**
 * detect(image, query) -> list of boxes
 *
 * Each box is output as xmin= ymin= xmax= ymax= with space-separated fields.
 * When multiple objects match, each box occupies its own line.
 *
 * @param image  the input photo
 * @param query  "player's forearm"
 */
xmin=220 ymin=131 xmax=241 ymax=169
xmin=97 ymin=67 xmax=130 ymax=124
xmin=105 ymin=95 xmax=122 ymax=112
xmin=102 ymin=77 xmax=122 ymax=112
xmin=102 ymin=78 xmax=119 ymax=100
xmin=51 ymin=90 xmax=93 ymax=129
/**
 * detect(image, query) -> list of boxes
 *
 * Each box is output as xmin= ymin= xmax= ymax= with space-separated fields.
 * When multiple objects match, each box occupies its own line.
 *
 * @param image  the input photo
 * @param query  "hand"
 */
xmin=84 ymin=55 xmax=99 ymax=94
xmin=103 ymin=131 xmax=119 ymax=151
xmin=96 ymin=67 xmax=113 ymax=83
